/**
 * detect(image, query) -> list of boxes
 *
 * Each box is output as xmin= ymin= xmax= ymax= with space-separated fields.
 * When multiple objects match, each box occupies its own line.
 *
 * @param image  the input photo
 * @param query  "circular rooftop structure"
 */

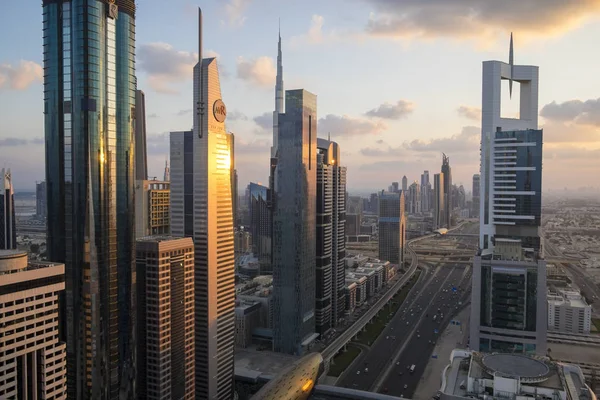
xmin=481 ymin=354 xmax=550 ymax=382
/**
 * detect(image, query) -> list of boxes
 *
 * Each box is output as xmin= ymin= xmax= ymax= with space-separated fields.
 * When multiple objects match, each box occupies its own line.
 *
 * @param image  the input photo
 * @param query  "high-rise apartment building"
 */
xmin=272 ymin=89 xmax=318 ymax=355
xmin=135 ymin=180 xmax=170 ymax=238
xmin=0 ymin=250 xmax=67 ymax=399
xmin=471 ymin=36 xmax=546 ymax=356
xmin=136 ymin=236 xmax=195 ymax=400
xmin=391 ymin=181 xmax=399 ymax=193
xmin=441 ymin=154 xmax=453 ymax=228
xmin=433 ymin=173 xmax=445 ymax=230
xmin=472 ymin=174 xmax=480 ymax=218
xmin=43 ymin=1 xmax=137 ymax=397
xmin=169 ymin=9 xmax=236 ymax=398
xmin=401 ymin=175 xmax=408 ymax=193
xmin=135 ymin=89 xmax=148 ymax=180
xmin=36 ymin=180 xmax=47 ymax=219
xmin=378 ymin=191 xmax=406 ymax=265
xmin=420 ymin=171 xmax=431 ymax=213
xmin=548 ymin=289 xmax=592 ymax=335
xmin=248 ymin=182 xmax=271 ymax=271
xmin=315 ymin=138 xmax=347 ymax=335
xmin=1 ymin=168 xmax=16 ymax=250
xmin=407 ymin=181 xmax=421 ymax=214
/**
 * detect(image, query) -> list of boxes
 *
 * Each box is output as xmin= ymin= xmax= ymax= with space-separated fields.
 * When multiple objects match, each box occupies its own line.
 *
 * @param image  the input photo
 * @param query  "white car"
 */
xmin=357 ymin=370 xmax=360 ymax=375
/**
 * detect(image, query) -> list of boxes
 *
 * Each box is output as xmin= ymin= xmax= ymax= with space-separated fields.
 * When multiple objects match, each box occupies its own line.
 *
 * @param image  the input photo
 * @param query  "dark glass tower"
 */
xmin=441 ymin=153 xmax=452 ymax=228
xmin=43 ymin=1 xmax=137 ymax=398
xmin=0 ymin=168 xmax=16 ymax=250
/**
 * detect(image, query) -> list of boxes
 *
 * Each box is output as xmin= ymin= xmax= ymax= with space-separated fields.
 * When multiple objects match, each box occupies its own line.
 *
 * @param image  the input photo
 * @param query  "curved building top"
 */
xmin=251 ymin=352 xmax=323 ymax=400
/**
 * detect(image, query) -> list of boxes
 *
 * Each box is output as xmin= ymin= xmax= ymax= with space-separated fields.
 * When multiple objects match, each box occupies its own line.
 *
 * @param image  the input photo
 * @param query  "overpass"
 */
xmin=320 ymin=222 xmax=470 ymax=373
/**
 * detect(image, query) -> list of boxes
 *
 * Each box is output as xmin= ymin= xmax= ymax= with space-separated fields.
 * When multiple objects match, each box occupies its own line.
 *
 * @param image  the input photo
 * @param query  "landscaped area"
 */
xmin=355 ymin=270 xmax=422 ymax=346
xmin=592 ymin=318 xmax=600 ymax=333
xmin=328 ymin=345 xmax=362 ymax=377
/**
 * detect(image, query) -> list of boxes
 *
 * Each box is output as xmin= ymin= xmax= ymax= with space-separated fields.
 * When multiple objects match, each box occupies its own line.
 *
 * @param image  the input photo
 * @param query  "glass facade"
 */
xmin=43 ymin=1 xmax=136 ymax=398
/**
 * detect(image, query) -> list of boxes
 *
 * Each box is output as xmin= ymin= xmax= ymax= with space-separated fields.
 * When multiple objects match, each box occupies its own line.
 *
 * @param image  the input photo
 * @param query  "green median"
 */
xmin=354 ymin=270 xmax=421 ymax=346
xmin=328 ymin=345 xmax=362 ymax=377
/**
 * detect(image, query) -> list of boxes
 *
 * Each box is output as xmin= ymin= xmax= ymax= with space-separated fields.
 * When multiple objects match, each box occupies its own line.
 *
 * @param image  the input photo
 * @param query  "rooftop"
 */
xmin=235 ymin=348 xmax=300 ymax=382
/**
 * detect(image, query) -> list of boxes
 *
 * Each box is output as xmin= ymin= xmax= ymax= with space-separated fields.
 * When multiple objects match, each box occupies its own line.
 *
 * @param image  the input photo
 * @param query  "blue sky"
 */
xmin=1 ymin=0 xmax=600 ymax=192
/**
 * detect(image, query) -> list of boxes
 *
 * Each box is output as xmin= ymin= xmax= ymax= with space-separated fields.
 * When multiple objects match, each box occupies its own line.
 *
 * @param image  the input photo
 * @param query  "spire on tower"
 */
xmin=272 ymin=19 xmax=285 ymax=158
xmin=163 ymin=157 xmax=170 ymax=182
xmin=509 ymin=32 xmax=514 ymax=98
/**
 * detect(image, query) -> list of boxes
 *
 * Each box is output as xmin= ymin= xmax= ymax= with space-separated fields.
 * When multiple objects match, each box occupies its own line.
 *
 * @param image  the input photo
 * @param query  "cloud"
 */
xmin=236 ymin=56 xmax=276 ymax=87
xmin=137 ymin=43 xmax=197 ymax=93
xmin=360 ymin=145 xmax=407 ymax=158
xmin=228 ymin=110 xmax=248 ymax=121
xmin=403 ymin=126 xmax=480 ymax=153
xmin=0 ymin=60 xmax=43 ymax=90
xmin=541 ymin=121 xmax=600 ymax=144
xmin=457 ymin=106 xmax=481 ymax=121
xmin=319 ymin=114 xmax=388 ymax=136
xmin=0 ymin=137 xmax=43 ymax=146
xmin=365 ymin=100 xmax=415 ymax=119
xmin=146 ymin=133 xmax=169 ymax=155
xmin=289 ymin=15 xmax=354 ymax=46
xmin=253 ymin=112 xmax=272 ymax=130
xmin=147 ymin=113 xmax=159 ymax=119
xmin=224 ymin=0 xmax=251 ymax=27
xmin=363 ymin=0 xmax=600 ymax=41
xmin=236 ymin=138 xmax=271 ymax=155
xmin=540 ymin=98 xmax=600 ymax=126
xmin=176 ymin=109 xmax=193 ymax=116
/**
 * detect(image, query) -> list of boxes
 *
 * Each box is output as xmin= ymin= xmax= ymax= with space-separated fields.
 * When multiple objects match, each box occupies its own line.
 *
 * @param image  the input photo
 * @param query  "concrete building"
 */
xmin=136 ymin=236 xmax=195 ymax=400
xmin=1 ymin=168 xmax=16 ymax=250
xmin=272 ymin=89 xmax=318 ymax=355
xmin=36 ymin=180 xmax=47 ymax=219
xmin=346 ymin=254 xmax=369 ymax=269
xmin=472 ymin=174 xmax=480 ymax=219
xmin=169 ymin=10 xmax=236 ymax=398
xmin=346 ymin=276 xmax=367 ymax=306
xmin=401 ymin=175 xmax=407 ymax=193
xmin=346 ymin=213 xmax=361 ymax=236
xmin=238 ymin=276 xmax=274 ymax=331
xmin=421 ymin=170 xmax=431 ymax=213
xmin=345 ymin=281 xmax=358 ymax=313
xmin=235 ymin=228 xmax=252 ymax=255
xmin=433 ymin=172 xmax=445 ymax=230
xmin=238 ymin=253 xmax=261 ymax=279
xmin=378 ymin=191 xmax=406 ymax=265
xmin=439 ymin=349 xmax=595 ymax=400
xmin=407 ymin=181 xmax=421 ymax=214
xmin=548 ymin=289 xmax=592 ymax=334
xmin=43 ymin=1 xmax=137 ymax=396
xmin=0 ymin=250 xmax=67 ymax=400
xmin=235 ymin=300 xmax=262 ymax=349
xmin=135 ymin=89 xmax=148 ymax=180
xmin=441 ymin=154 xmax=453 ymax=228
xmin=315 ymin=138 xmax=347 ymax=335
xmin=135 ymin=180 xmax=170 ymax=238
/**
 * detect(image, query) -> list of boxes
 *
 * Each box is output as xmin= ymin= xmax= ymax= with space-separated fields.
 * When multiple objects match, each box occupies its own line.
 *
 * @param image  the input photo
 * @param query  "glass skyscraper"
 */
xmin=0 ymin=168 xmax=16 ymax=250
xmin=43 ymin=1 xmax=137 ymax=398
xmin=378 ymin=190 xmax=406 ymax=265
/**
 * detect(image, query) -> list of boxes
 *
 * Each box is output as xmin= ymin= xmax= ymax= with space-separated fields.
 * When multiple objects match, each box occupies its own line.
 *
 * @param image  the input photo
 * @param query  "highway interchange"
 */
xmin=336 ymin=223 xmax=478 ymax=398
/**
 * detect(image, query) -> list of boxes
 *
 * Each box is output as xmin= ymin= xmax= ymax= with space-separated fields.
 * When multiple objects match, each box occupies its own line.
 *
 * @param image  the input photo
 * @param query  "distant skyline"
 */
xmin=1 ymin=0 xmax=600 ymax=191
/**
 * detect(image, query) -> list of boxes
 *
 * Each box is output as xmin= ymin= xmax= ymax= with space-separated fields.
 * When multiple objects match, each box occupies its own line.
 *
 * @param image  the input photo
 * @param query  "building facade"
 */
xmin=548 ymin=289 xmax=592 ymax=334
xmin=43 ymin=1 xmax=137 ymax=397
xmin=1 ymin=168 xmax=16 ymax=250
xmin=420 ymin=170 xmax=431 ymax=213
xmin=407 ymin=181 xmax=421 ymax=214
xmin=135 ymin=180 xmax=170 ymax=238
xmin=441 ymin=154 xmax=452 ymax=228
xmin=272 ymin=89 xmax=318 ymax=355
xmin=472 ymin=174 xmax=480 ymax=218
xmin=0 ymin=251 xmax=67 ymax=399
xmin=169 ymin=10 xmax=236 ymax=398
xmin=247 ymin=182 xmax=271 ymax=270
xmin=401 ymin=175 xmax=407 ymax=193
xmin=136 ymin=237 xmax=195 ymax=400
xmin=135 ymin=89 xmax=148 ymax=181
xmin=433 ymin=173 xmax=445 ymax=230
xmin=36 ymin=181 xmax=47 ymax=219
xmin=378 ymin=191 xmax=406 ymax=265
xmin=315 ymin=138 xmax=347 ymax=335
xmin=471 ymin=40 xmax=546 ymax=356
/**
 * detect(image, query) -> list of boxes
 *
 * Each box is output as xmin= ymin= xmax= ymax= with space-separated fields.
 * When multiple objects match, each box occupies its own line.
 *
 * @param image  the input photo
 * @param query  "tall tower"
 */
xmin=43 ymin=1 xmax=137 ymax=398
xmin=315 ymin=138 xmax=347 ymax=335
xmin=441 ymin=154 xmax=452 ymax=228
xmin=471 ymin=34 xmax=546 ymax=356
xmin=163 ymin=158 xmax=170 ymax=181
xmin=378 ymin=190 xmax=406 ymax=265
xmin=0 ymin=168 xmax=16 ymax=250
xmin=433 ymin=173 xmax=445 ymax=230
xmin=273 ymin=90 xmax=318 ymax=355
xmin=472 ymin=174 xmax=480 ymax=218
xmin=135 ymin=89 xmax=148 ymax=180
xmin=170 ymin=9 xmax=235 ymax=398
xmin=401 ymin=175 xmax=408 ymax=193
xmin=272 ymin=22 xmax=284 ymax=158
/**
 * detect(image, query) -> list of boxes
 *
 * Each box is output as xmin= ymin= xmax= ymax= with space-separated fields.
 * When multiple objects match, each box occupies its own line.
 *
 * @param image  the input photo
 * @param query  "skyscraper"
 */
xmin=433 ymin=173 xmax=445 ymax=230
xmin=135 ymin=179 xmax=170 ymax=238
xmin=272 ymin=23 xmax=284 ymax=158
xmin=136 ymin=236 xmax=195 ymax=400
xmin=401 ymin=175 xmax=408 ymax=193
xmin=43 ymin=1 xmax=137 ymax=397
xmin=407 ymin=181 xmax=421 ymax=214
xmin=472 ymin=174 xmax=480 ymax=218
xmin=420 ymin=170 xmax=431 ymax=212
xmin=169 ymin=9 xmax=236 ymax=398
xmin=470 ymin=35 xmax=546 ymax=355
xmin=441 ymin=154 xmax=452 ymax=228
xmin=315 ymin=138 xmax=347 ymax=335
xmin=36 ymin=180 xmax=47 ymax=218
xmin=0 ymin=251 xmax=68 ymax=399
xmin=248 ymin=182 xmax=271 ymax=271
xmin=272 ymin=89 xmax=318 ymax=355
xmin=378 ymin=191 xmax=406 ymax=265
xmin=0 ymin=168 xmax=16 ymax=250
xmin=135 ymin=89 xmax=148 ymax=180
xmin=163 ymin=159 xmax=170 ymax=181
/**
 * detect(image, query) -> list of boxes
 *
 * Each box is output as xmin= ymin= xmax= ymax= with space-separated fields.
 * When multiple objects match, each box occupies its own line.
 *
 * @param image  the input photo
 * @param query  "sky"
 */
xmin=1 ymin=0 xmax=600 ymax=193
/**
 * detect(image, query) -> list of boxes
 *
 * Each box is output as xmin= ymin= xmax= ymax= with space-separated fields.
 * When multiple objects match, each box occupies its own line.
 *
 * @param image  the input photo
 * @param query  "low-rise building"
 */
xmin=345 ymin=276 xmax=367 ymax=306
xmin=548 ymin=289 xmax=592 ymax=334
xmin=439 ymin=349 xmax=595 ymax=400
xmin=238 ymin=253 xmax=261 ymax=279
xmin=345 ymin=254 xmax=369 ymax=268
xmin=344 ymin=281 xmax=357 ymax=313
